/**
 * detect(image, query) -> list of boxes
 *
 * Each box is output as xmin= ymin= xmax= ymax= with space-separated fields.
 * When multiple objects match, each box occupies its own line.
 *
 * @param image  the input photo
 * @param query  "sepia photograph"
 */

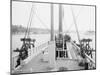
xmin=11 ymin=0 xmax=96 ymax=74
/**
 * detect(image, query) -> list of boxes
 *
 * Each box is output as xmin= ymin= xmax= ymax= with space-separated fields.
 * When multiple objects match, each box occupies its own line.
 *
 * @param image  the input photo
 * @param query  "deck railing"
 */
xmin=12 ymin=40 xmax=95 ymax=72
xmin=12 ymin=41 xmax=51 ymax=71
xmin=71 ymin=40 xmax=96 ymax=69
xmin=84 ymin=53 xmax=95 ymax=69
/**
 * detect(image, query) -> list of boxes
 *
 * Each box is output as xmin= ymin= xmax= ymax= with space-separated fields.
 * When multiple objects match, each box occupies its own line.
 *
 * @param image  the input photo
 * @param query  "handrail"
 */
xmin=70 ymin=40 xmax=95 ymax=68
xmin=12 ymin=41 xmax=52 ymax=71
xmin=84 ymin=53 xmax=95 ymax=64
xmin=71 ymin=40 xmax=95 ymax=64
xmin=84 ymin=53 xmax=95 ymax=68
xmin=70 ymin=40 xmax=80 ymax=50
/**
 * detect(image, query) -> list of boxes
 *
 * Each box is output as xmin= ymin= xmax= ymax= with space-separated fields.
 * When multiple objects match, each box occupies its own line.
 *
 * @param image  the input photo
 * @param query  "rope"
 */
xmin=28 ymin=5 xmax=51 ymax=37
xmin=35 ymin=13 xmax=50 ymax=31
xmin=24 ymin=3 xmax=51 ymax=39
xmin=34 ymin=8 xmax=50 ymax=31
xmin=66 ymin=7 xmax=82 ymax=33
xmin=27 ymin=4 xmax=35 ymax=38
xmin=24 ymin=4 xmax=34 ymax=38
xmin=70 ymin=6 xmax=81 ymax=44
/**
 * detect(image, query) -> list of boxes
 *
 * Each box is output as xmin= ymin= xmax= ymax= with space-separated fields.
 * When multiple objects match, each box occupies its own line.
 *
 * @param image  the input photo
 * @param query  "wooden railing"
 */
xmin=12 ymin=41 xmax=51 ymax=71
xmin=84 ymin=53 xmax=95 ymax=69
xmin=70 ymin=40 xmax=80 ymax=52
xmin=71 ymin=40 xmax=95 ymax=69
xmin=33 ymin=41 xmax=49 ymax=53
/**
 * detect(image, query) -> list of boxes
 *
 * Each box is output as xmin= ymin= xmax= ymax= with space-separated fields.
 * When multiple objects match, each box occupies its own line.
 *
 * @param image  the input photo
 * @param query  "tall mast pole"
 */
xmin=59 ymin=4 xmax=63 ymax=34
xmin=50 ymin=3 xmax=54 ymax=41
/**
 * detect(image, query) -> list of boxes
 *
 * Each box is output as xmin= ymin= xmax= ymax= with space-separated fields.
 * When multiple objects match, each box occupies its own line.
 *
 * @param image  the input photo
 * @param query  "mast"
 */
xmin=59 ymin=4 xmax=63 ymax=33
xmin=50 ymin=3 xmax=54 ymax=41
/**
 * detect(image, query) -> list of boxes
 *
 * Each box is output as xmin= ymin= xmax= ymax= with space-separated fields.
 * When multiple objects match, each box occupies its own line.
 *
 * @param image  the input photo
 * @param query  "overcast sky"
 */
xmin=12 ymin=1 xmax=95 ymax=32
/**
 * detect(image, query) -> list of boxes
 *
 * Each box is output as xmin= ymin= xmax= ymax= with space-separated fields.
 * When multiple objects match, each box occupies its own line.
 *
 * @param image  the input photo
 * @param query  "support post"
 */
xmin=51 ymin=3 xmax=54 ymax=41
xmin=59 ymin=4 xmax=63 ymax=33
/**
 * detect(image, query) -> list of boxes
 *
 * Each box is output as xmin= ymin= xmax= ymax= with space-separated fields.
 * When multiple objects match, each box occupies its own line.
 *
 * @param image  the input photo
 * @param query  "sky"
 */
xmin=12 ymin=1 xmax=95 ymax=32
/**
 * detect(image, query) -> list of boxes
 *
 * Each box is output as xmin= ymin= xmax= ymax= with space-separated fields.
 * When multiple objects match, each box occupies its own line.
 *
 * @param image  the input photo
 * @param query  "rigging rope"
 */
xmin=24 ymin=4 xmax=34 ymax=38
xmin=34 ymin=8 xmax=50 ymax=31
xmin=25 ymin=4 xmax=50 ymax=38
xmin=66 ymin=7 xmax=82 ymax=33
xmin=35 ymin=13 xmax=50 ymax=31
xmin=70 ymin=6 xmax=81 ymax=44
xmin=27 ymin=4 xmax=35 ymax=38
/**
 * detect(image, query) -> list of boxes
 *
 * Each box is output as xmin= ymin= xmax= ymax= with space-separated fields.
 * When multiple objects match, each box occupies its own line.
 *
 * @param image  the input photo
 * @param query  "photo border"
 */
xmin=10 ymin=0 xmax=96 ymax=74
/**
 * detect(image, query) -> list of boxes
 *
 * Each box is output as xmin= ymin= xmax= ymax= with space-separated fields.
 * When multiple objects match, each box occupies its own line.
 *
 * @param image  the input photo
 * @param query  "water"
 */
xmin=69 ymin=32 xmax=95 ymax=49
xmin=12 ymin=34 xmax=50 ymax=50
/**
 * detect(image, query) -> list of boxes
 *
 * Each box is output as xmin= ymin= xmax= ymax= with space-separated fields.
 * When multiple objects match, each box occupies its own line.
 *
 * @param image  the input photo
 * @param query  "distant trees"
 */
xmin=11 ymin=25 xmax=26 ymax=34
xmin=11 ymin=25 xmax=50 ymax=34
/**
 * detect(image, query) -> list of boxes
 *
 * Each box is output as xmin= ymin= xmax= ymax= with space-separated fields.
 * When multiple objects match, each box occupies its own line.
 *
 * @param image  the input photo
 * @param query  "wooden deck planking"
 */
xmin=13 ymin=42 xmax=85 ymax=74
